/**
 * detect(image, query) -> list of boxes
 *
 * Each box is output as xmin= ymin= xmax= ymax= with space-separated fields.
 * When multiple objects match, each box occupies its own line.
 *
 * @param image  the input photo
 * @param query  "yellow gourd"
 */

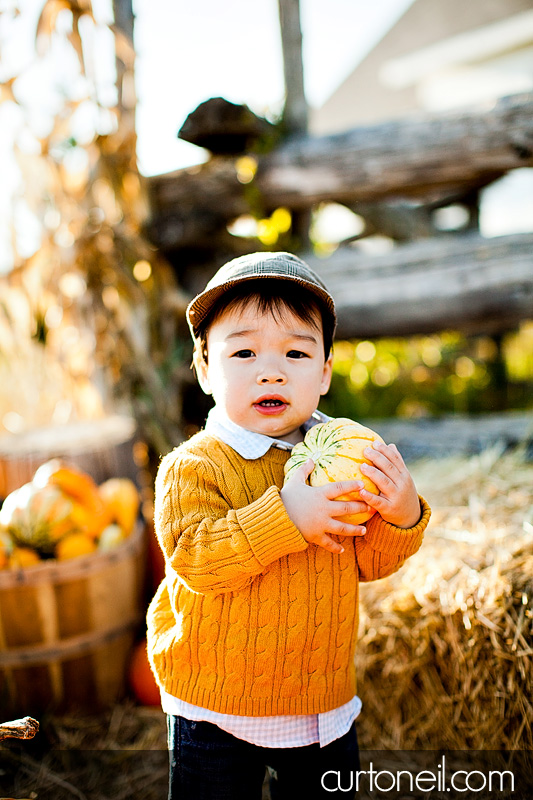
xmin=55 ymin=532 xmax=97 ymax=561
xmin=283 ymin=417 xmax=384 ymax=524
xmin=98 ymin=523 xmax=127 ymax=551
xmin=9 ymin=546 xmax=41 ymax=569
xmin=0 ymin=527 xmax=12 ymax=569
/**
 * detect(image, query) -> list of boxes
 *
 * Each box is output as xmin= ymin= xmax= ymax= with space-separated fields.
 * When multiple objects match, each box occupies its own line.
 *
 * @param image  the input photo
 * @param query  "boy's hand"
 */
xmin=359 ymin=441 xmax=421 ymax=528
xmin=280 ymin=459 xmax=370 ymax=554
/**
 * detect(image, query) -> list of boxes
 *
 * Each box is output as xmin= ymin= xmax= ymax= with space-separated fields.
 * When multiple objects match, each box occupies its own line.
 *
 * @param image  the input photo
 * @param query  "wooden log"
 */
xmin=0 ymin=716 xmax=39 ymax=741
xmin=257 ymin=93 xmax=533 ymax=208
xmin=305 ymin=232 xmax=533 ymax=338
xmin=146 ymin=93 xmax=533 ymax=250
xmin=146 ymin=159 xmax=247 ymax=251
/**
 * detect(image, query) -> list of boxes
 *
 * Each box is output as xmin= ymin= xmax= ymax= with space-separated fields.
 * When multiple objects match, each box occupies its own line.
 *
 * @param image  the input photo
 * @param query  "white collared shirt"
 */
xmin=161 ymin=407 xmax=361 ymax=747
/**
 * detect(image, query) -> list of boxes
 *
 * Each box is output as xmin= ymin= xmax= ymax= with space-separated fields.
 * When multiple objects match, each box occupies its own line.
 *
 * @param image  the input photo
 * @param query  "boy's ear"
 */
xmin=320 ymin=353 xmax=333 ymax=395
xmin=193 ymin=347 xmax=212 ymax=395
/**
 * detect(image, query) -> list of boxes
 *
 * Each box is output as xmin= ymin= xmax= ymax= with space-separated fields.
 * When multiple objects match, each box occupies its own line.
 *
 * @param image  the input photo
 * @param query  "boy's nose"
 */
xmin=257 ymin=365 xmax=286 ymax=384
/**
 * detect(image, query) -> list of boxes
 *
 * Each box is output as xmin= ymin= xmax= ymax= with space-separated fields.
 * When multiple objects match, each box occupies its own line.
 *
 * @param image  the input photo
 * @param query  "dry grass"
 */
xmin=0 ymin=703 xmax=168 ymax=800
xmin=356 ymin=444 xmax=533 ymax=752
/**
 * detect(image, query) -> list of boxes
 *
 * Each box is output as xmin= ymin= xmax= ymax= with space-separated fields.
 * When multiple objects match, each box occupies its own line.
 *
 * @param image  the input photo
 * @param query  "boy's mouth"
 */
xmin=254 ymin=396 xmax=288 ymax=415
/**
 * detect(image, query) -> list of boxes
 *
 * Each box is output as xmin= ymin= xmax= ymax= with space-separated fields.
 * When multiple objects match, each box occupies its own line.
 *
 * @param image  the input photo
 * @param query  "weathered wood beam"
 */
xmin=146 ymin=94 xmax=533 ymax=251
xmin=305 ymin=233 xmax=533 ymax=339
xmin=258 ymin=93 xmax=533 ymax=208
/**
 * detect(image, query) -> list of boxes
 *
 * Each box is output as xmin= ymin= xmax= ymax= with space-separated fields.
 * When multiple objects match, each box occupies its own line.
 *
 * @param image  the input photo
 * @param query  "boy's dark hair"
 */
xmin=194 ymin=278 xmax=334 ymax=364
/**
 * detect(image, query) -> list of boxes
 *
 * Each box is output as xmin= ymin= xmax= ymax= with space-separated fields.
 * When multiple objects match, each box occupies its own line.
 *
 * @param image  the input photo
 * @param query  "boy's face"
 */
xmin=197 ymin=303 xmax=333 ymax=444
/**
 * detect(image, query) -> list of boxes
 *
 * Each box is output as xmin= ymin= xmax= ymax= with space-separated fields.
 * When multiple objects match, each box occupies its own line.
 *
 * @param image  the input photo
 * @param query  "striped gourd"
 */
xmin=283 ymin=417 xmax=384 ymax=524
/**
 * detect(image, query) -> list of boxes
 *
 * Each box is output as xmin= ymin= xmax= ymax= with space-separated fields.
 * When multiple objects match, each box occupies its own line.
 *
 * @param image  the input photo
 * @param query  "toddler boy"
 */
xmin=147 ymin=251 xmax=430 ymax=799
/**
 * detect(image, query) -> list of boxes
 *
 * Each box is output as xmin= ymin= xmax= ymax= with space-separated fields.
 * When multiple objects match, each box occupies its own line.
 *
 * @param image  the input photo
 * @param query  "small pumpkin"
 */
xmin=33 ymin=459 xmax=110 ymax=537
xmin=98 ymin=523 xmax=127 ymax=551
xmin=129 ymin=639 xmax=160 ymax=707
xmin=283 ymin=417 xmax=384 ymax=524
xmin=98 ymin=478 xmax=140 ymax=536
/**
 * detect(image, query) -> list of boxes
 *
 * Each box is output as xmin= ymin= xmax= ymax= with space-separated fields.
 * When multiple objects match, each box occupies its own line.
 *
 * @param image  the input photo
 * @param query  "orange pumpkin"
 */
xmin=99 ymin=478 xmax=140 ymax=536
xmin=129 ymin=639 xmax=160 ymax=707
xmin=33 ymin=459 xmax=110 ymax=537
xmin=283 ymin=417 xmax=384 ymax=524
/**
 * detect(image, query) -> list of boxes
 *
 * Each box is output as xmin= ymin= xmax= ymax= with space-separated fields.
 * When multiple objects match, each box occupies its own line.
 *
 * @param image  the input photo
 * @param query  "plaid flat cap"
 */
xmin=186 ymin=251 xmax=336 ymax=338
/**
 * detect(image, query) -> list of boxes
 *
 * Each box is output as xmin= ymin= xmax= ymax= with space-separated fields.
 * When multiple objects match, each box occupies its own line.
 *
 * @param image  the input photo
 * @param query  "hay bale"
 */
xmin=355 ymin=446 xmax=533 ymax=751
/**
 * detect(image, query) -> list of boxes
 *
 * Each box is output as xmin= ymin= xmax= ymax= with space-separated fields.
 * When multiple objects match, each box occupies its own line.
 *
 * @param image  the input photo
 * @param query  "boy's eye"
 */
xmin=287 ymin=350 xmax=309 ymax=359
xmin=233 ymin=349 xmax=255 ymax=358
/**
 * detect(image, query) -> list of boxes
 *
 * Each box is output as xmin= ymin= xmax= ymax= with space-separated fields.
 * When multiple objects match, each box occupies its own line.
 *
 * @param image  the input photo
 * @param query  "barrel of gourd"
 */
xmin=0 ymin=521 xmax=146 ymax=717
xmin=0 ymin=415 xmax=148 ymax=716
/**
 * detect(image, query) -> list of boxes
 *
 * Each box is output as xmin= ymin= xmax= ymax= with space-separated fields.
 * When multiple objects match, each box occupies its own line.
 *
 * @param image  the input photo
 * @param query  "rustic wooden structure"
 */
xmin=148 ymin=93 xmax=533 ymax=242
xmin=146 ymin=91 xmax=533 ymax=338
xmin=308 ymin=232 xmax=533 ymax=339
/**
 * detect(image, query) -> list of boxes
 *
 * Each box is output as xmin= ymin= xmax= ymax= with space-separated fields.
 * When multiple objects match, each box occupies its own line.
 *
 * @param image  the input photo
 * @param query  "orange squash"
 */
xmin=33 ymin=460 xmax=110 ymax=537
xmin=283 ymin=417 xmax=384 ymax=524
xmin=129 ymin=639 xmax=160 ymax=707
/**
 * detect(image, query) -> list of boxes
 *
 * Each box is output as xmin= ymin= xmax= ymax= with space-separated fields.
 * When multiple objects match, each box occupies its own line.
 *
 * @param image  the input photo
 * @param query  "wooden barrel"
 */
xmin=0 ymin=416 xmax=138 ymax=500
xmin=0 ymin=523 xmax=146 ymax=718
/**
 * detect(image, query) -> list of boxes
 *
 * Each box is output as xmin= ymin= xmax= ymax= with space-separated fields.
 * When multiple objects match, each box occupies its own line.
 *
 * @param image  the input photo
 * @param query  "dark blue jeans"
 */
xmin=167 ymin=714 xmax=360 ymax=799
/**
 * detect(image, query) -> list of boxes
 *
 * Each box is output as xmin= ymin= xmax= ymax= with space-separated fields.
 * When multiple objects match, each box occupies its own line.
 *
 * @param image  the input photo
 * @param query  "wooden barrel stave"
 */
xmin=0 ymin=523 xmax=146 ymax=716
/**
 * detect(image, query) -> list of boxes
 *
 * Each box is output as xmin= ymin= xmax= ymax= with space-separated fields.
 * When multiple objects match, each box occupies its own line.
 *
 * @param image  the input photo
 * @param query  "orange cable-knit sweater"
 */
xmin=146 ymin=431 xmax=430 ymax=717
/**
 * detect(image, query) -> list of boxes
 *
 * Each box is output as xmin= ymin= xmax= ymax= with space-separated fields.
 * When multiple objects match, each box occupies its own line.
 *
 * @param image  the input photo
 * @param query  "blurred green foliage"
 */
xmin=319 ymin=322 xmax=533 ymax=420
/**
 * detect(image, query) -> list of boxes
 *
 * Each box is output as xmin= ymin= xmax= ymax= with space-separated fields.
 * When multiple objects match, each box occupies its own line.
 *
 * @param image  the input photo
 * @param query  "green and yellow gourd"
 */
xmin=283 ymin=417 xmax=384 ymax=525
xmin=0 ymin=482 xmax=77 ymax=554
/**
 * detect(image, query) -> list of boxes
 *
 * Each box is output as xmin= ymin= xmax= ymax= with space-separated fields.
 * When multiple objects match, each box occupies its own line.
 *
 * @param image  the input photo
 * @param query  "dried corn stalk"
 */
xmin=0 ymin=0 xmax=189 ymax=455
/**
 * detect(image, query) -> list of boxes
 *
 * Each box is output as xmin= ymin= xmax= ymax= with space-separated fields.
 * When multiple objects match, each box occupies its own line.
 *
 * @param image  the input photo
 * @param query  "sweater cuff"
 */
xmin=235 ymin=485 xmax=308 ymax=566
xmin=363 ymin=495 xmax=431 ymax=557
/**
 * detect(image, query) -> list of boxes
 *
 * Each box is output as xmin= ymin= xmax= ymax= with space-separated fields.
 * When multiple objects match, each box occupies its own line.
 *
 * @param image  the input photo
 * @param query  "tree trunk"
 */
xmin=277 ymin=0 xmax=310 ymax=247
xmin=277 ymin=0 xmax=308 ymax=135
